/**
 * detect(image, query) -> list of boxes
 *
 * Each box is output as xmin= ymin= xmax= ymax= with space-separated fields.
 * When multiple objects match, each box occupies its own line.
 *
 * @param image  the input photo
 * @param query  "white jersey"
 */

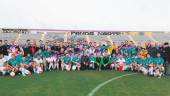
xmin=7 ymin=53 xmax=13 ymax=60
xmin=88 ymin=48 xmax=95 ymax=55
xmin=34 ymin=58 xmax=43 ymax=64
xmin=117 ymin=58 xmax=126 ymax=64
xmin=46 ymin=57 xmax=56 ymax=63
xmin=0 ymin=58 xmax=7 ymax=67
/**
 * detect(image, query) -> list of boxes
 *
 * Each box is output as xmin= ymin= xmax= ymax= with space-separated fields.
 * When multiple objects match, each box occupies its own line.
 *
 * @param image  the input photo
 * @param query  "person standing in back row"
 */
xmin=161 ymin=42 xmax=170 ymax=76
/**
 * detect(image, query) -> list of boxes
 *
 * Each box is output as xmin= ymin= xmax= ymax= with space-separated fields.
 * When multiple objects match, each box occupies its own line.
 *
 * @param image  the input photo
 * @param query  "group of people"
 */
xmin=0 ymin=38 xmax=170 ymax=78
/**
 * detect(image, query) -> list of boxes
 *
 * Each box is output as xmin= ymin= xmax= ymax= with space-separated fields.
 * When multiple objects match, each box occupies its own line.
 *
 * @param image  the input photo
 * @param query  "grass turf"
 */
xmin=0 ymin=71 xmax=170 ymax=96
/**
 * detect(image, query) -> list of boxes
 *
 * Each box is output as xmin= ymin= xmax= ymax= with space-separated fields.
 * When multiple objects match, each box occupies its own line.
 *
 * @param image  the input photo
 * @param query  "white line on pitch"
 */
xmin=87 ymin=73 xmax=137 ymax=96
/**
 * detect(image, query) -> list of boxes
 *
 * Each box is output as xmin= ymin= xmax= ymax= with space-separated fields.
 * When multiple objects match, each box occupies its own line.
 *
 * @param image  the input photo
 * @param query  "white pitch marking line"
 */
xmin=87 ymin=73 xmax=137 ymax=96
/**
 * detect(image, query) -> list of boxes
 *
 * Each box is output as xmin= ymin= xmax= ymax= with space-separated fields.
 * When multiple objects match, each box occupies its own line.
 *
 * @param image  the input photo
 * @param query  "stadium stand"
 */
xmin=152 ymin=32 xmax=170 ymax=43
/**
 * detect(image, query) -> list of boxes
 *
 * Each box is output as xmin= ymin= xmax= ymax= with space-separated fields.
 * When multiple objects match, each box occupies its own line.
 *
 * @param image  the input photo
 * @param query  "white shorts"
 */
xmin=19 ymin=68 xmax=30 ymax=76
xmin=148 ymin=67 xmax=154 ymax=75
xmin=36 ymin=66 xmax=43 ymax=74
xmin=114 ymin=64 xmax=119 ymax=68
xmin=65 ymin=64 xmax=71 ymax=71
xmin=123 ymin=65 xmax=130 ymax=70
xmin=0 ymin=67 xmax=7 ymax=75
xmin=140 ymin=67 xmax=148 ymax=73
xmin=23 ymin=69 xmax=30 ymax=75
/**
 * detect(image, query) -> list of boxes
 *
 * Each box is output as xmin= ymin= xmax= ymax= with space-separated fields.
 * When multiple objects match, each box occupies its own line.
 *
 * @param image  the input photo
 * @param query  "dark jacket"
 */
xmin=162 ymin=46 xmax=170 ymax=62
xmin=81 ymin=55 xmax=90 ymax=63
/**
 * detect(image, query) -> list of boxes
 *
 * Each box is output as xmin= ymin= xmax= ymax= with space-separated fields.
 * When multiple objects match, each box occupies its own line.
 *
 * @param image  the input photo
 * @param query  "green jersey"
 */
xmin=124 ymin=56 xmax=132 ymax=65
xmin=96 ymin=56 xmax=104 ymax=65
xmin=103 ymin=56 xmax=111 ymax=65
xmin=154 ymin=57 xmax=164 ymax=65
xmin=132 ymin=57 xmax=139 ymax=63
xmin=111 ymin=56 xmax=118 ymax=62
xmin=8 ymin=58 xmax=20 ymax=66
xmin=72 ymin=57 xmax=81 ymax=63
xmin=25 ymin=56 xmax=33 ymax=63
xmin=20 ymin=60 xmax=29 ymax=65
xmin=90 ymin=56 xmax=96 ymax=63
xmin=15 ymin=55 xmax=23 ymax=64
xmin=62 ymin=56 xmax=71 ymax=64
xmin=138 ymin=58 xmax=147 ymax=65
xmin=43 ymin=50 xmax=52 ymax=58
xmin=145 ymin=57 xmax=154 ymax=65
xmin=130 ymin=47 xmax=137 ymax=56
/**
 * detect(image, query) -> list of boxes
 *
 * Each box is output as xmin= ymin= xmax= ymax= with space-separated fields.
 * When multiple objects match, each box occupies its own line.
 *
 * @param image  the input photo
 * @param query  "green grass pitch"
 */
xmin=0 ymin=71 xmax=170 ymax=96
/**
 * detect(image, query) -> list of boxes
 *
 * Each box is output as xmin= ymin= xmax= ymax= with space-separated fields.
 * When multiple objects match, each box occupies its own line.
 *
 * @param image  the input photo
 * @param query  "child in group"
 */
xmin=153 ymin=53 xmax=164 ymax=78
xmin=153 ymin=66 xmax=163 ymax=78
xmin=46 ymin=56 xmax=53 ymax=71
xmin=8 ymin=54 xmax=20 ymax=75
xmin=0 ymin=54 xmax=7 ymax=67
xmin=20 ymin=56 xmax=32 ymax=71
xmin=33 ymin=49 xmax=44 ymax=59
xmin=54 ymin=56 xmax=60 ymax=70
xmin=154 ymin=53 xmax=164 ymax=68
xmin=46 ymin=55 xmax=56 ymax=71
xmin=32 ymin=61 xmax=43 ymax=74
xmin=138 ymin=56 xmax=148 ymax=75
xmin=43 ymin=47 xmax=53 ymax=71
xmin=35 ymin=64 xmax=43 ymax=74
xmin=43 ymin=57 xmax=47 ymax=71
xmin=131 ymin=55 xmax=141 ymax=72
xmin=89 ymin=54 xmax=96 ymax=70
xmin=110 ymin=54 xmax=117 ymax=70
xmin=139 ymin=65 xmax=148 ymax=75
xmin=34 ymin=54 xmax=43 ymax=71
xmin=25 ymin=53 xmax=33 ymax=72
xmin=0 ymin=61 xmax=15 ymax=76
xmin=96 ymin=53 xmax=103 ymax=71
xmin=25 ymin=53 xmax=33 ymax=64
xmin=0 ymin=60 xmax=9 ymax=75
xmin=61 ymin=53 xmax=71 ymax=71
xmin=50 ymin=54 xmax=59 ymax=70
xmin=145 ymin=54 xmax=154 ymax=76
xmin=158 ymin=65 xmax=164 ymax=77
xmin=103 ymin=53 xmax=111 ymax=70
xmin=148 ymin=64 xmax=154 ymax=76
xmin=81 ymin=53 xmax=90 ymax=70
xmin=20 ymin=57 xmax=29 ymax=65
xmin=71 ymin=54 xmax=81 ymax=71
xmin=19 ymin=64 xmax=31 ymax=76
xmin=123 ymin=53 xmax=132 ymax=71
xmin=116 ymin=55 xmax=126 ymax=72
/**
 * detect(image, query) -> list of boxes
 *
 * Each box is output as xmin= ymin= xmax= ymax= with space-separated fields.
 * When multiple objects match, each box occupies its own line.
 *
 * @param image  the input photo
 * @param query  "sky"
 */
xmin=0 ymin=0 xmax=169 ymax=31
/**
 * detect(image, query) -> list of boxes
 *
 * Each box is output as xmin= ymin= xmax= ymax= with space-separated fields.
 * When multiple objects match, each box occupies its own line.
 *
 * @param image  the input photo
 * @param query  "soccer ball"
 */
xmin=72 ymin=65 xmax=77 ymax=71
xmin=10 ymin=72 xmax=15 ymax=77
